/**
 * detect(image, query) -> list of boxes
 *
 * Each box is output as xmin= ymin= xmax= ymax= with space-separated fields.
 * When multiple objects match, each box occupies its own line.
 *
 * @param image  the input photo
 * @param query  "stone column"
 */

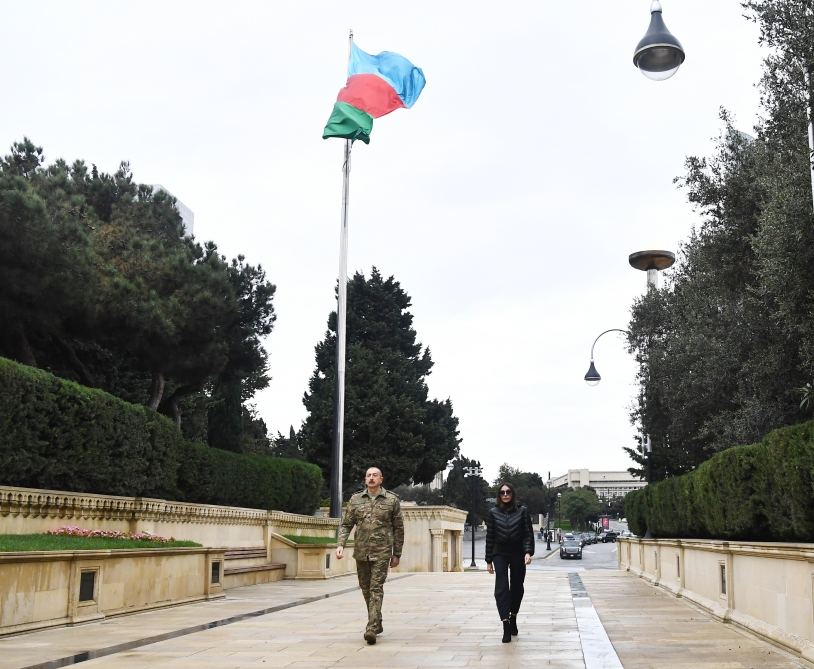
xmin=451 ymin=530 xmax=463 ymax=572
xmin=430 ymin=529 xmax=444 ymax=572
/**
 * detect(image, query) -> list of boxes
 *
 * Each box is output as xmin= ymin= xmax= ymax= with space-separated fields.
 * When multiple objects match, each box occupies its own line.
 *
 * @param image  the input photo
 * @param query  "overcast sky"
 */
xmin=2 ymin=1 xmax=767 ymax=484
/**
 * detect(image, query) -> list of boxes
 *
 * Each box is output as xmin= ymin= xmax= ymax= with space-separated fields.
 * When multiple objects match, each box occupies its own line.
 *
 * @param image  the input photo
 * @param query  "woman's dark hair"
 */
xmin=496 ymin=481 xmax=518 ymax=510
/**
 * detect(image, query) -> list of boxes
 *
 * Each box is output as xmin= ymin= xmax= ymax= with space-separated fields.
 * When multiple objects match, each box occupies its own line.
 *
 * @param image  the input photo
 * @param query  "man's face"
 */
xmin=365 ymin=468 xmax=383 ymax=488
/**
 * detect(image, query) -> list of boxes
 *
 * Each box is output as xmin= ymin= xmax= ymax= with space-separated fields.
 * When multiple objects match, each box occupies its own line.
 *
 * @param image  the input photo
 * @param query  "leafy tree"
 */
xmin=559 ymin=488 xmax=601 ymax=530
xmin=0 ymin=140 xmax=96 ymax=369
xmin=207 ymin=257 xmax=276 ymax=451
xmin=626 ymin=3 xmax=814 ymax=478
xmin=0 ymin=141 xmax=276 ymax=451
xmin=270 ymin=426 xmax=303 ymax=459
xmin=442 ymin=456 xmax=490 ymax=524
xmin=390 ymin=483 xmax=444 ymax=506
xmin=300 ymin=268 xmax=461 ymax=496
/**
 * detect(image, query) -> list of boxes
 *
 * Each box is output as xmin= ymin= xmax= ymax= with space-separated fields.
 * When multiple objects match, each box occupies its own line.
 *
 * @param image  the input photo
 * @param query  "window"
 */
xmin=79 ymin=570 xmax=96 ymax=602
xmin=719 ymin=563 xmax=726 ymax=596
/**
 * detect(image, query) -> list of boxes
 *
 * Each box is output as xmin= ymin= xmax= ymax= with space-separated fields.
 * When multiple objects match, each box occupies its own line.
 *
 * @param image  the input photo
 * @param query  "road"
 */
xmin=461 ymin=531 xmax=620 ymax=571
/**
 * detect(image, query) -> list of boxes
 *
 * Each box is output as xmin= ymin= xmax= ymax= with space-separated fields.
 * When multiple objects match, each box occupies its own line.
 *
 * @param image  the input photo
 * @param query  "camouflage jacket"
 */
xmin=337 ymin=488 xmax=404 ymax=561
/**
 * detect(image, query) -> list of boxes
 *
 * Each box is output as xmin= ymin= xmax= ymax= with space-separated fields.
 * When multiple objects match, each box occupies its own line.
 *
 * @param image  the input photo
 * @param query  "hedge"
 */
xmin=0 ymin=357 xmax=180 ymax=498
xmin=178 ymin=441 xmax=322 ymax=515
xmin=625 ymin=419 xmax=814 ymax=541
xmin=0 ymin=357 xmax=322 ymax=513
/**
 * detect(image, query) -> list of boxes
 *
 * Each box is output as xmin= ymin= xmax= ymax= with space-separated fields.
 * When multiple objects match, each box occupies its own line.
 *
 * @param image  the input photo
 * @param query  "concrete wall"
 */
xmin=619 ymin=537 xmax=814 ymax=664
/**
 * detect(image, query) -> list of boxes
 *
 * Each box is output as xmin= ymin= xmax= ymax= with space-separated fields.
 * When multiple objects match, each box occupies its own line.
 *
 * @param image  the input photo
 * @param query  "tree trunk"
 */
xmin=148 ymin=372 xmax=165 ymax=410
xmin=158 ymin=383 xmax=198 ymax=430
xmin=12 ymin=321 xmax=37 ymax=367
xmin=55 ymin=336 xmax=96 ymax=387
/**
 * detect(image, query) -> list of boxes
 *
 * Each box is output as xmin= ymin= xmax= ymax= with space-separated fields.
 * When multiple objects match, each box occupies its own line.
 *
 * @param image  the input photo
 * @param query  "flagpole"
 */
xmin=331 ymin=29 xmax=354 ymax=519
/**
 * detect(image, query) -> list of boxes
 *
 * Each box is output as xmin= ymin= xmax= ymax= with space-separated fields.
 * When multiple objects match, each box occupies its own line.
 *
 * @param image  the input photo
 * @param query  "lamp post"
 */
xmin=463 ymin=465 xmax=482 ymax=568
xmin=545 ymin=471 xmax=552 ymax=550
xmin=556 ymin=492 xmax=562 ymax=538
xmin=633 ymin=1 xmax=685 ymax=81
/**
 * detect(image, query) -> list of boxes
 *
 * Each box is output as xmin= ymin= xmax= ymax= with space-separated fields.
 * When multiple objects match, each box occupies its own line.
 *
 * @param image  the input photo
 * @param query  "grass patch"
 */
xmin=0 ymin=534 xmax=201 ymax=552
xmin=281 ymin=534 xmax=339 ymax=545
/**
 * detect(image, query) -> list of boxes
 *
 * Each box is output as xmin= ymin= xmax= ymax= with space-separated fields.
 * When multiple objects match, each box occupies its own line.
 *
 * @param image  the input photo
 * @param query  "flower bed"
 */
xmin=48 ymin=526 xmax=177 ymax=542
xmin=0 ymin=528 xmax=200 ymax=552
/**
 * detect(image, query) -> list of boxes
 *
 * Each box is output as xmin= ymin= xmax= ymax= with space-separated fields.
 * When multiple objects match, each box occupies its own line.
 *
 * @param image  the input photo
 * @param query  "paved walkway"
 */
xmin=1 ymin=567 xmax=810 ymax=669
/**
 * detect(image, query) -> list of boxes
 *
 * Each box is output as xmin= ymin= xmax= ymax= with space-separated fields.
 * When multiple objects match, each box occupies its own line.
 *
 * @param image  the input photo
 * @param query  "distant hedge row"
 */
xmin=625 ymin=420 xmax=814 ymax=541
xmin=0 ymin=357 xmax=321 ymax=514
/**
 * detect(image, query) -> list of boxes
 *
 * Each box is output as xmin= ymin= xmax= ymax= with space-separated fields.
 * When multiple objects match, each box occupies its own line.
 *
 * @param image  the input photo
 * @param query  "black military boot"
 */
xmin=501 ymin=619 xmax=512 ymax=643
xmin=509 ymin=612 xmax=518 ymax=636
xmin=364 ymin=629 xmax=377 ymax=645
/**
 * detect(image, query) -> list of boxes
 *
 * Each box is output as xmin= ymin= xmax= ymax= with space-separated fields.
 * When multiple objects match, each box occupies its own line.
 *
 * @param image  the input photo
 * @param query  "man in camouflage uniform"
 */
xmin=336 ymin=466 xmax=404 ymax=645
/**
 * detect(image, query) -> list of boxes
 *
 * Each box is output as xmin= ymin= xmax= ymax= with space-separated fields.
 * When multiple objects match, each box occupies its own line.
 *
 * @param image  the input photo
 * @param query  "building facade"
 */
xmin=548 ymin=469 xmax=645 ymax=499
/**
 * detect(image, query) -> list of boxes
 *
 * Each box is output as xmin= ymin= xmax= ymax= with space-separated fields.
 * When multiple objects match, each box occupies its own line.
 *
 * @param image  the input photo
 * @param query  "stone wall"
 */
xmin=0 ymin=487 xmax=467 ymax=574
xmin=395 ymin=504 xmax=467 ymax=573
xmin=618 ymin=537 xmax=814 ymax=663
xmin=0 ymin=547 xmax=224 ymax=636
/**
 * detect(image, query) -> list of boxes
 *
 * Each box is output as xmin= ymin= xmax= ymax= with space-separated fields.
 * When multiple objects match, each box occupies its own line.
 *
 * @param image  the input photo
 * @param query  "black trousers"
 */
xmin=492 ymin=552 xmax=526 ymax=620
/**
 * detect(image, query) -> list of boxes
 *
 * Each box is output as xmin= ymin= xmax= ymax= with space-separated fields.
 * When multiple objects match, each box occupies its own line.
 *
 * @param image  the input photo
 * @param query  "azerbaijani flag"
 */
xmin=322 ymin=43 xmax=426 ymax=145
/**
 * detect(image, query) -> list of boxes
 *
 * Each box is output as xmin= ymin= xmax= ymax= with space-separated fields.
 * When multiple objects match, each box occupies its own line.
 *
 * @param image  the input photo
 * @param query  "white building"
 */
xmin=152 ymin=184 xmax=194 ymax=235
xmin=548 ymin=469 xmax=645 ymax=500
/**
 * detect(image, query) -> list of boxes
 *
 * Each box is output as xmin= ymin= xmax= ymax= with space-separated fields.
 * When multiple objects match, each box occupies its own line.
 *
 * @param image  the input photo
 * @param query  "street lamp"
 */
xmin=584 ymin=329 xmax=631 ymax=386
xmin=545 ymin=471 xmax=552 ymax=550
xmin=629 ymin=250 xmax=675 ymax=290
xmin=633 ymin=1 xmax=685 ymax=81
xmin=463 ymin=465 xmax=482 ymax=568
xmin=556 ymin=492 xmax=562 ymax=538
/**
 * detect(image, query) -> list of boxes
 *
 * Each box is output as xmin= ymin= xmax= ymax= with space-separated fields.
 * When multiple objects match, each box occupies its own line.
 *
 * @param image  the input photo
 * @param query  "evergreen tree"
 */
xmin=300 ymin=268 xmax=460 ymax=495
xmin=442 ymin=455 xmax=490 ymax=523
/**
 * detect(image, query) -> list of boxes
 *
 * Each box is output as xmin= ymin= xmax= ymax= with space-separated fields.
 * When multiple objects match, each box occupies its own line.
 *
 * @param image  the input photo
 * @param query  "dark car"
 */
xmin=601 ymin=531 xmax=619 ymax=543
xmin=560 ymin=539 xmax=582 ymax=559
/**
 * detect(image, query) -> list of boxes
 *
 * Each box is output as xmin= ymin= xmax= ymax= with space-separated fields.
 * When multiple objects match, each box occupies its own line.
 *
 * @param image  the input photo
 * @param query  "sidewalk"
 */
xmin=1 ymin=568 xmax=809 ymax=669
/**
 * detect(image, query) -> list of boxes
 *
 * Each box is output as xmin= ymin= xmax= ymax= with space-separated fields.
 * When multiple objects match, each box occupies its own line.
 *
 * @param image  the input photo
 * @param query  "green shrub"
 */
xmin=178 ymin=441 xmax=322 ymax=514
xmin=624 ymin=419 xmax=814 ymax=541
xmin=0 ymin=357 xmax=322 ymax=513
xmin=0 ymin=357 xmax=180 ymax=497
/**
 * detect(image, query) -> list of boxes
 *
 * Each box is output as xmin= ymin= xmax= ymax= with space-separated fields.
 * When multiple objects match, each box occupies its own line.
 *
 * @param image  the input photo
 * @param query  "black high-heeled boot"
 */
xmin=501 ymin=619 xmax=512 ymax=643
xmin=509 ymin=613 xmax=518 ymax=636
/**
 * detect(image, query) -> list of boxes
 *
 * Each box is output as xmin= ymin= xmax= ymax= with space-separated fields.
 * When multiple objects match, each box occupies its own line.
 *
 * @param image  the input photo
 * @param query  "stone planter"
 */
xmin=269 ymin=534 xmax=355 ymax=579
xmin=0 ymin=547 xmax=224 ymax=636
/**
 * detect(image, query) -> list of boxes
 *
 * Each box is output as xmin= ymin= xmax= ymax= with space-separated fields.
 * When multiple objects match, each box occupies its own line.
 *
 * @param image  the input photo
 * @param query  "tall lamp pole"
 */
xmin=556 ymin=492 xmax=562 ymax=538
xmin=463 ymin=465 xmax=483 ymax=568
xmin=545 ymin=471 xmax=552 ymax=550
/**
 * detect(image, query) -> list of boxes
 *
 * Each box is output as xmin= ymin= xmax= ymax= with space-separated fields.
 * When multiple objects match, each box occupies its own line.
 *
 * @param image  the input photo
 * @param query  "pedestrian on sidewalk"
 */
xmin=336 ymin=466 xmax=404 ymax=646
xmin=485 ymin=481 xmax=534 ymax=643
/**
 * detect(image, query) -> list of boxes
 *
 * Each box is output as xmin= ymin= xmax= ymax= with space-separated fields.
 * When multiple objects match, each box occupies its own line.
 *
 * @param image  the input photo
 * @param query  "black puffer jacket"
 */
xmin=484 ymin=504 xmax=535 ymax=563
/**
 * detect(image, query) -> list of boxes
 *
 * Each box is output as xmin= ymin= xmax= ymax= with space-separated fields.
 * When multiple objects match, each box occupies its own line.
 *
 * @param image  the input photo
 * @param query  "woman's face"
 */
xmin=498 ymin=486 xmax=513 ymax=503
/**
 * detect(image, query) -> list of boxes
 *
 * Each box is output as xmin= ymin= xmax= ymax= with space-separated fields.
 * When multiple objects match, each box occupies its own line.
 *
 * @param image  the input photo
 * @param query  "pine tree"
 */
xmin=300 ymin=268 xmax=460 ymax=495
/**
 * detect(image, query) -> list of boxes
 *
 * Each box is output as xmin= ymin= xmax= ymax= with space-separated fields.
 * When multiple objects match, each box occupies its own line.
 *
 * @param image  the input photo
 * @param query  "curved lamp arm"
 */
xmin=585 ymin=329 xmax=631 ymax=386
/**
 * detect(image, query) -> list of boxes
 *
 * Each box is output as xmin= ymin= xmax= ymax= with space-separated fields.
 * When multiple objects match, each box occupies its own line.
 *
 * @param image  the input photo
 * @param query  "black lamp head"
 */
xmin=633 ymin=0 xmax=685 ymax=81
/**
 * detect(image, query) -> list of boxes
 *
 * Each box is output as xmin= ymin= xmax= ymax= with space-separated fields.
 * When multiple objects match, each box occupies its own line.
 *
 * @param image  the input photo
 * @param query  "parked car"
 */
xmin=560 ymin=539 xmax=582 ymax=560
xmin=601 ymin=531 xmax=619 ymax=543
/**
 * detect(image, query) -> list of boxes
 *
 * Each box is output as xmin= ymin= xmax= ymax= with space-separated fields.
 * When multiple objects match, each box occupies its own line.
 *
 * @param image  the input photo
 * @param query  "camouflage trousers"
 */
xmin=355 ymin=557 xmax=390 ymax=632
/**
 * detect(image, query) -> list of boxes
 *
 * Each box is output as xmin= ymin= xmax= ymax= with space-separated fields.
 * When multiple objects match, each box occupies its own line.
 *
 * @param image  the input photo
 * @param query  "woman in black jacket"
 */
xmin=485 ymin=481 xmax=535 ymax=643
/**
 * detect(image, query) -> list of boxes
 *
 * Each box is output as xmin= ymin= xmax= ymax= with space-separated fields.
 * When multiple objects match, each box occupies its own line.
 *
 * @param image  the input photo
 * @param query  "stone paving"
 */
xmin=1 ymin=566 xmax=810 ymax=669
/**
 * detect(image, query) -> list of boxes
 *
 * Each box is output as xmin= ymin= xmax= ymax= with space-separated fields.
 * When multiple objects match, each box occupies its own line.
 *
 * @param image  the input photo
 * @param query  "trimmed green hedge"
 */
xmin=0 ymin=357 xmax=322 ymax=513
xmin=0 ymin=357 xmax=180 ymax=498
xmin=178 ymin=442 xmax=322 ymax=515
xmin=625 ymin=420 xmax=814 ymax=541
